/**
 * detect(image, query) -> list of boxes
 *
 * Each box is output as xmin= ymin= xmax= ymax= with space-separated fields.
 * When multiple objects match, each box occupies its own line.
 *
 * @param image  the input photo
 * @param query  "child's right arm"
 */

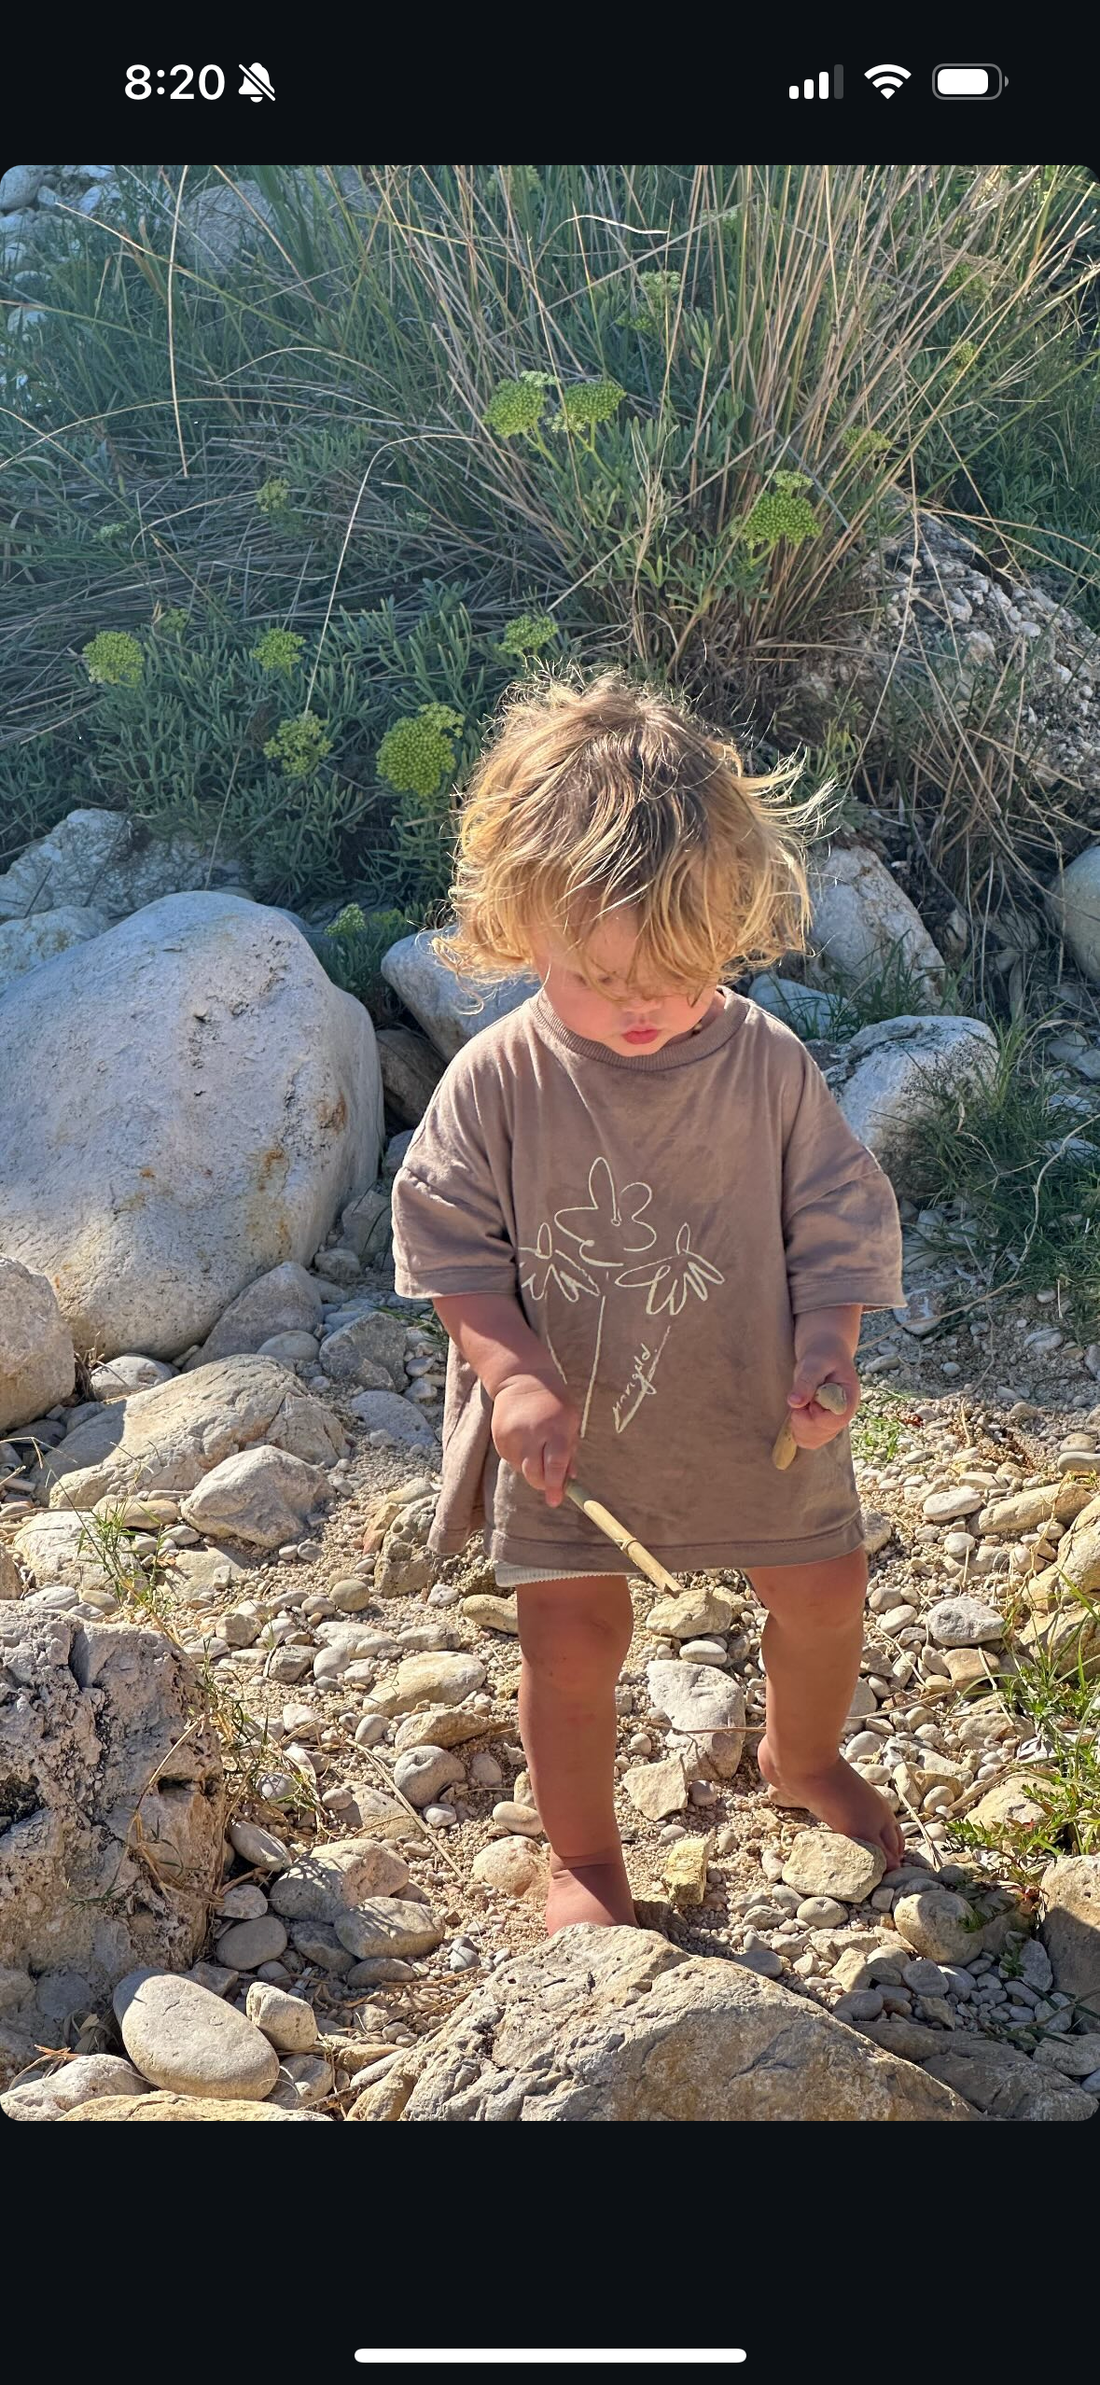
xmin=433 ymin=1293 xmax=580 ymax=1508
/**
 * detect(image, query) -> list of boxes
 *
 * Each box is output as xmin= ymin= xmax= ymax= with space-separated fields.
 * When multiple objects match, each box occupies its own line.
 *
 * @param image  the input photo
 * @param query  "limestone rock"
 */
xmin=0 ymin=893 xmax=382 ymax=1359
xmin=61 ymin=2093 xmax=330 ymax=2120
xmin=0 ymin=1256 xmax=74 ymax=1434
xmin=804 ymin=843 xmax=945 ymax=1001
xmin=0 ymin=1547 xmax=22 ymax=1601
xmin=245 ymin=1983 xmax=318 ymax=2052
xmin=460 ymin=1594 xmax=520 ymax=1633
xmin=966 ymin=1775 xmax=1047 ymax=1834
xmin=395 ymin=1925 xmax=975 ymax=2122
xmin=0 ymin=807 xmax=244 ymax=924
xmin=340 ymin=1187 xmax=392 ymax=1264
xmin=0 ymin=1615 xmax=223 ymax=2076
xmin=228 ymin=1820 xmax=290 ymax=1870
xmin=925 ymin=1596 xmax=1005 ymax=1648
xmin=392 ymin=1704 xmax=504 ymax=1752
xmin=113 ymin=1968 xmax=279 ymax=2099
xmin=0 ymin=904 xmax=108 ymax=995
xmin=747 ymin=975 xmax=837 ymax=1035
xmin=333 ymin=1900 xmax=444 ymax=1960
xmin=346 ymin=1389 xmax=441 ymax=1449
xmin=1040 ymin=1855 xmax=1100 ymax=2000
xmin=470 ymin=1838 xmax=547 ymax=1898
xmin=922 ymin=1487 xmax=984 ymax=1523
xmin=663 ymin=1836 xmax=711 ymax=1905
xmin=375 ymin=1025 xmax=445 ymax=1125
xmin=380 ymin=927 xmax=538 ymax=1063
xmin=921 ymin=2039 xmax=1096 ymax=2122
xmin=977 ymin=1482 xmax=1091 ymax=1537
xmin=622 ymin=1755 xmax=689 ymax=1820
xmin=645 ymin=1660 xmax=745 ymax=1739
xmin=191 ymin=1263 xmax=324 ymax=1367
xmin=319 ymin=1309 xmax=407 ymax=1389
xmin=180 ymin=1445 xmax=332 ymax=1549
xmin=0 ymin=2054 xmax=150 ymax=2121
xmin=269 ymin=1839 xmax=409 ymax=1920
xmin=645 ymin=1585 xmax=734 ymax=1639
xmin=89 ymin=1354 xmax=175 ymax=1402
xmin=10 ymin=1511 xmax=111 ymax=1594
xmin=781 ymin=1831 xmax=885 ymax=1903
xmin=393 ymin=1746 xmax=466 ymax=1808
xmin=1051 ymin=844 xmax=1100 ymax=985
xmin=828 ymin=1015 xmax=997 ymax=1195
xmin=178 ymin=179 xmax=278 ymax=277
xmin=893 ymin=1884 xmax=1025 ymax=1965
xmin=214 ymin=1916 xmax=288 ymax=1971
xmin=367 ymin=1650 xmax=486 ymax=1717
xmin=31 ymin=1353 xmax=345 ymax=1509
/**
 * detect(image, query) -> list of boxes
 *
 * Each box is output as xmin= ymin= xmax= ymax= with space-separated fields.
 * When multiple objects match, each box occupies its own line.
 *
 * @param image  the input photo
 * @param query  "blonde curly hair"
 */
xmin=438 ymin=667 xmax=817 ymax=997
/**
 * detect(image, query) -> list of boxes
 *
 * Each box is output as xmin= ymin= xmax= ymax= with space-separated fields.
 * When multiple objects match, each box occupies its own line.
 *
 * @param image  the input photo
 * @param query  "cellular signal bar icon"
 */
xmin=788 ymin=67 xmax=844 ymax=99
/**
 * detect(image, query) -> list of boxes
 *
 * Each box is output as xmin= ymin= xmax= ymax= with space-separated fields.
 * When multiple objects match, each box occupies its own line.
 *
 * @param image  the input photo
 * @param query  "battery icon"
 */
xmin=933 ymin=64 xmax=1007 ymax=97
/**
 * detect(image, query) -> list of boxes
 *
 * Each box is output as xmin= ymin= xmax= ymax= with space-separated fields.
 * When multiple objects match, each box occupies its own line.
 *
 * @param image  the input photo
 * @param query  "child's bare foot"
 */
xmin=546 ymin=1851 xmax=637 ymax=1933
xmin=757 ymin=1738 xmax=906 ymax=1868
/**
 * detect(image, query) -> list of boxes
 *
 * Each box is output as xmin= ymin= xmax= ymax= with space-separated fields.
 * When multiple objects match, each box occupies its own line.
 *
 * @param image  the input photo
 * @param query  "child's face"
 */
xmin=533 ymin=912 xmax=722 ymax=1055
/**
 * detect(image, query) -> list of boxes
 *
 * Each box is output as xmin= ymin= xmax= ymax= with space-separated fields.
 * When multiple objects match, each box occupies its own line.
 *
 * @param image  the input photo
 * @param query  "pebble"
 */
xmin=269 ymin=1839 xmax=409 ymax=1921
xmin=213 ymin=1912 xmax=290 ymax=1971
xmin=491 ymin=1800 xmax=544 ymax=1837
xmin=795 ymin=1896 xmax=848 ymax=1928
xmin=781 ymin=1831 xmax=886 ymax=1903
xmin=334 ymin=1899 xmax=444 ymax=1959
xmin=735 ymin=1942 xmax=784 ymax=1979
xmin=901 ymin=1957 xmax=951 ymax=1996
xmin=392 ymin=1745 xmax=466 ymax=1808
xmin=833 ymin=1989 xmax=884 ymax=2023
xmin=622 ymin=1755 xmax=689 ymax=1819
xmin=471 ymin=1838 xmax=546 ymax=1897
xmin=267 ymin=2053 xmax=332 ymax=2110
xmin=926 ymin=1596 xmax=1005 ymax=1648
xmin=216 ymin=1884 xmax=269 ymax=1921
xmin=922 ymin=1488 xmax=984 ymax=1522
xmin=245 ymin=1983 xmax=318 ymax=2052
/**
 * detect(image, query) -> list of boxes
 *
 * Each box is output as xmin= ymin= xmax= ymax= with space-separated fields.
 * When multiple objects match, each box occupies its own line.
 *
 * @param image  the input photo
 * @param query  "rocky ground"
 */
xmin=3 ymin=1155 xmax=1100 ymax=2123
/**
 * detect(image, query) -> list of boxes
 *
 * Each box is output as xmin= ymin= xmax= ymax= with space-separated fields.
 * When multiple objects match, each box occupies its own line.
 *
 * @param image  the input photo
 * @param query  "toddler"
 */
xmin=389 ymin=671 xmax=906 ymax=1934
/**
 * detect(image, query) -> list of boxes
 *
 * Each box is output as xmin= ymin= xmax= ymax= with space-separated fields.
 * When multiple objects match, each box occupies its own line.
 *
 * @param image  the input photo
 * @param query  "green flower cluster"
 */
xmin=484 ymin=377 xmax=549 ymax=438
xmin=504 ymin=166 xmax=542 ymax=200
xmin=377 ymin=703 xmax=463 ymax=800
xmin=555 ymin=378 xmax=625 ymax=432
xmin=155 ymin=608 xmax=189 ymax=637
xmin=742 ymin=471 xmax=821 ymax=553
xmin=498 ymin=611 xmax=557 ymax=660
xmin=92 ymin=521 xmax=127 ymax=543
xmin=951 ymin=339 xmax=980 ymax=372
xmin=253 ymin=627 xmax=305 ymax=676
xmin=840 ymin=425 xmax=890 ymax=460
xmin=263 ymin=712 xmax=333 ymax=779
xmin=255 ymin=476 xmax=291 ymax=517
xmin=82 ymin=631 xmax=144 ymax=687
xmin=625 ymin=269 xmax=680 ymax=331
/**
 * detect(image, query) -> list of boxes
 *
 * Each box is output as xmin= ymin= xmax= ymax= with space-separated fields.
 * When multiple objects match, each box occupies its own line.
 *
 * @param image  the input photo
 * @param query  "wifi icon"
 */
xmin=865 ymin=63 xmax=911 ymax=96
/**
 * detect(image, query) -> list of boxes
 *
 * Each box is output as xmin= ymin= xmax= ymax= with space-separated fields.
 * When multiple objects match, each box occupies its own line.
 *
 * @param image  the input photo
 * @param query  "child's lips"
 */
xmin=622 ymin=1027 xmax=659 ymax=1042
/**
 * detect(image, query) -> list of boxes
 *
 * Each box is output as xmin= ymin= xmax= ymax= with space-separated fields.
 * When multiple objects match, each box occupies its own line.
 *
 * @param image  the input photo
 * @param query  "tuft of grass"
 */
xmin=894 ymin=1019 xmax=1100 ymax=1332
xmin=948 ymin=1609 xmax=1100 ymax=1905
xmin=850 ymin=1399 xmax=904 ymax=1464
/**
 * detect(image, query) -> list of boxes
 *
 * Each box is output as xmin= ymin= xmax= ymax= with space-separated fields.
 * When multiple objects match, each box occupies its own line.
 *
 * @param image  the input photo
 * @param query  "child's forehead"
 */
xmin=550 ymin=911 xmax=642 ymax=974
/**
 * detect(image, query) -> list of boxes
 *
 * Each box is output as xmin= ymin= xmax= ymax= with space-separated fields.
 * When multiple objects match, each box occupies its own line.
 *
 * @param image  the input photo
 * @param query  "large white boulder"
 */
xmin=381 ymin=927 xmax=538 ymax=1063
xmin=829 ymin=1014 xmax=997 ymax=1194
xmin=0 ymin=893 xmax=383 ymax=1358
xmin=0 ymin=1256 xmax=74 ymax=1434
xmin=0 ymin=807 xmax=242 ymax=923
xmin=805 ymin=843 xmax=945 ymax=1001
xmin=29 ymin=1353 xmax=346 ymax=1509
xmin=1051 ymin=846 xmax=1100 ymax=983
xmin=0 ymin=905 xmax=109 ymax=995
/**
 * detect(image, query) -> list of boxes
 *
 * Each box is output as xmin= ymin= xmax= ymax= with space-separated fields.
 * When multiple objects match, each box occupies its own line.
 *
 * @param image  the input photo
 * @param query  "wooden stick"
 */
xmin=771 ymin=1379 xmax=849 ymax=1471
xmin=563 ymin=1480 xmax=682 ymax=1594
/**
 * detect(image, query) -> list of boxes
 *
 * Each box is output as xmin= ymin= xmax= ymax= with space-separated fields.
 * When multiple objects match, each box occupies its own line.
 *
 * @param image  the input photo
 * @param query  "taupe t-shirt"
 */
xmin=390 ymin=987 xmax=904 ymax=1571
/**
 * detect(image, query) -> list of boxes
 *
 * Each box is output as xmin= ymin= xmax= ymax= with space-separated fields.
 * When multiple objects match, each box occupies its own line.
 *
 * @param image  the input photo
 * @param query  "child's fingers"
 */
xmin=541 ymin=1436 xmax=575 ymax=1507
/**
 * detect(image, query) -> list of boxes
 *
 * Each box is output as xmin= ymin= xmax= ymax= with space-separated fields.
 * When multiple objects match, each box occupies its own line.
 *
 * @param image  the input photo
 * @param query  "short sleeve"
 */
xmin=781 ymin=1046 xmax=904 ymax=1314
xmin=390 ymin=1062 xmax=518 ymax=1301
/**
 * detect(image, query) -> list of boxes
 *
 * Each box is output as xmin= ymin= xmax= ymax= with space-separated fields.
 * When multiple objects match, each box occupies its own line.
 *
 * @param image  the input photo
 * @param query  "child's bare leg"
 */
xmin=515 ymin=1575 xmax=636 ymax=1931
xmin=745 ymin=1548 xmax=905 ymax=1866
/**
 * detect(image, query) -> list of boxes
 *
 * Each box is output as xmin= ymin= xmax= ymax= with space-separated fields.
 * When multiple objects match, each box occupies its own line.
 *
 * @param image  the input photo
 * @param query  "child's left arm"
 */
xmin=786 ymin=1302 xmax=862 ymax=1452
xmin=778 ymin=1041 xmax=906 ymax=1450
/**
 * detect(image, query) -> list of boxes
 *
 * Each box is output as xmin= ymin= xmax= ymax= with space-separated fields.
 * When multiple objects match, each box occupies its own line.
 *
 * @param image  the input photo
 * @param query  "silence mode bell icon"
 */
xmin=238 ymin=63 xmax=275 ymax=101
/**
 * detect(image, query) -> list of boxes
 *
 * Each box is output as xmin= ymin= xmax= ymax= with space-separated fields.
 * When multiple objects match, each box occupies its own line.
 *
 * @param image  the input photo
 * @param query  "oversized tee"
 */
xmin=390 ymin=986 xmax=905 ymax=1572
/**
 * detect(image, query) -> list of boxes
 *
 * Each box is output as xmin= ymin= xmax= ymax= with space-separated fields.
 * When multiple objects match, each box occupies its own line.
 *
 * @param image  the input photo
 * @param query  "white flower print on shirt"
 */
xmin=520 ymin=1156 xmax=725 ymax=1441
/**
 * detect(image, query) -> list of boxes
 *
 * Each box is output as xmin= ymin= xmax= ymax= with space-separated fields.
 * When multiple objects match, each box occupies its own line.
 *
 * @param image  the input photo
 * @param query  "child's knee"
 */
xmin=751 ymin=1549 xmax=868 ymax=1629
xmin=518 ymin=1578 xmax=632 ymax=1683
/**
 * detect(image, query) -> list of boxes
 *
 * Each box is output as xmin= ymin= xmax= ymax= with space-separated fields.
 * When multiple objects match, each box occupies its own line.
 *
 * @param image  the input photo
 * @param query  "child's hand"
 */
xmin=492 ymin=1372 xmax=581 ymax=1507
xmin=785 ymin=1350 xmax=861 ymax=1451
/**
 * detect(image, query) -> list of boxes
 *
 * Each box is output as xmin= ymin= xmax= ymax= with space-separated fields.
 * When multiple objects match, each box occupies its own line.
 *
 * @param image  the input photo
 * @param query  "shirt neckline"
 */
xmin=531 ymin=984 xmax=748 ymax=1070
